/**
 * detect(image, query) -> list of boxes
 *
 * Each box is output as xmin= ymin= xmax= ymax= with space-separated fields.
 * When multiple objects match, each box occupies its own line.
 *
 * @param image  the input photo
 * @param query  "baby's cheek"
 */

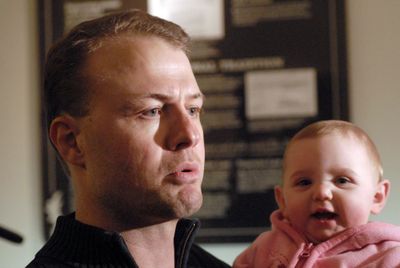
xmin=341 ymin=203 xmax=370 ymax=227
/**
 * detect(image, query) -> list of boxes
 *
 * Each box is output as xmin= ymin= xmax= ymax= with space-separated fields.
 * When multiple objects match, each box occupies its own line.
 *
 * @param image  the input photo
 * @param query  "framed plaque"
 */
xmin=38 ymin=0 xmax=348 ymax=242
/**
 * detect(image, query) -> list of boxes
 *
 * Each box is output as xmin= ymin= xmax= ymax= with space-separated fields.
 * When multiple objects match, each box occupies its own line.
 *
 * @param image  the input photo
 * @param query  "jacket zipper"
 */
xmin=300 ymin=243 xmax=313 ymax=258
xmin=294 ymin=243 xmax=313 ymax=268
xmin=177 ymin=222 xmax=197 ymax=268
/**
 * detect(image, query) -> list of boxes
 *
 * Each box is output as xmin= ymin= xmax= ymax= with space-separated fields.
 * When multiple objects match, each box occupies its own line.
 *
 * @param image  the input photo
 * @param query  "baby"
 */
xmin=234 ymin=120 xmax=400 ymax=267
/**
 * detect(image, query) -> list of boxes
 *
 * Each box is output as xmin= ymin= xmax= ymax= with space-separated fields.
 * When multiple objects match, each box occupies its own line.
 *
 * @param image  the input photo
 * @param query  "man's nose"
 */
xmin=313 ymin=182 xmax=333 ymax=201
xmin=165 ymin=107 xmax=202 ymax=151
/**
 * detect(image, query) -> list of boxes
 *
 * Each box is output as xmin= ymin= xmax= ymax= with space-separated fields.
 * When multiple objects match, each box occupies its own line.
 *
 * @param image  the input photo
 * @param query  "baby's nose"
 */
xmin=312 ymin=183 xmax=333 ymax=201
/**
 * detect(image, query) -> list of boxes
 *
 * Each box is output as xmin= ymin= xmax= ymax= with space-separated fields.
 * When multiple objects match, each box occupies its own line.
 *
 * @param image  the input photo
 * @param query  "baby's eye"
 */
xmin=335 ymin=176 xmax=351 ymax=185
xmin=296 ymin=178 xmax=312 ymax=187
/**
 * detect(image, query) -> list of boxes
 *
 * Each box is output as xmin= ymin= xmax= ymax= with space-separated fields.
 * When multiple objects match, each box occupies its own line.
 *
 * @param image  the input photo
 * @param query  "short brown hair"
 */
xmin=44 ymin=9 xmax=190 ymax=129
xmin=283 ymin=120 xmax=383 ymax=180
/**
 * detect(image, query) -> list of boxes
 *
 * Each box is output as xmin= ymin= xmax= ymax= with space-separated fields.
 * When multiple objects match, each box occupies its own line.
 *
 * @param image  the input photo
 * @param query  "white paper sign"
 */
xmin=64 ymin=0 xmax=122 ymax=31
xmin=148 ymin=0 xmax=224 ymax=40
xmin=245 ymin=68 xmax=318 ymax=119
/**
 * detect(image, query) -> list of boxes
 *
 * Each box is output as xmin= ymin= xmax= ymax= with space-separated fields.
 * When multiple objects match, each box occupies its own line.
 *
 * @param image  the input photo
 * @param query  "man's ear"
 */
xmin=371 ymin=179 xmax=390 ymax=214
xmin=49 ymin=115 xmax=85 ymax=168
xmin=274 ymin=185 xmax=286 ymax=211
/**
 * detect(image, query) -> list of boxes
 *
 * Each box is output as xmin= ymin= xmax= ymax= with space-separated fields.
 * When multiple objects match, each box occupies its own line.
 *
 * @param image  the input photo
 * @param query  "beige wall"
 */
xmin=0 ymin=1 xmax=42 ymax=267
xmin=346 ymin=0 xmax=400 ymax=225
xmin=0 ymin=0 xmax=399 ymax=266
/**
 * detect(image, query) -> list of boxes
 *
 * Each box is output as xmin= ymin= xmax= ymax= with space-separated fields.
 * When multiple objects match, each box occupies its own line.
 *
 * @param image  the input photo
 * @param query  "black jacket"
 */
xmin=27 ymin=213 xmax=230 ymax=268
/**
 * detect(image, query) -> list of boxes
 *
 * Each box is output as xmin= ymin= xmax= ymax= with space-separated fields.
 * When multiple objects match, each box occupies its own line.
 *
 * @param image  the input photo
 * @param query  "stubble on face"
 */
xmin=98 ymin=180 xmax=203 ymax=229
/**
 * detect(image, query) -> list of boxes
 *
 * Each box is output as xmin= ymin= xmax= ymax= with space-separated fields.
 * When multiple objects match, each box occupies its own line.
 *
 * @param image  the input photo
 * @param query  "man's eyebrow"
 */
xmin=191 ymin=92 xmax=205 ymax=101
xmin=143 ymin=92 xmax=205 ymax=101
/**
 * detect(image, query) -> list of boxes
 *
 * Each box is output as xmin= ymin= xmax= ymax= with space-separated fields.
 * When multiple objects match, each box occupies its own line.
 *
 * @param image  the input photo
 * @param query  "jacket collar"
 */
xmin=36 ymin=213 xmax=200 ymax=267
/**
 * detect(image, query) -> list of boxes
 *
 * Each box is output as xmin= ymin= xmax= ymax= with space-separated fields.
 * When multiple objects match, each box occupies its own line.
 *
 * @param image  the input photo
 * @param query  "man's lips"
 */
xmin=167 ymin=162 xmax=201 ymax=184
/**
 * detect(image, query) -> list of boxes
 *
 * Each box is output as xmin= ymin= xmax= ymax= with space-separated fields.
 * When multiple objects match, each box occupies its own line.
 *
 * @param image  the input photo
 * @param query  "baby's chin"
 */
xmin=305 ymin=234 xmax=329 ymax=244
xmin=305 ymin=227 xmax=348 ymax=244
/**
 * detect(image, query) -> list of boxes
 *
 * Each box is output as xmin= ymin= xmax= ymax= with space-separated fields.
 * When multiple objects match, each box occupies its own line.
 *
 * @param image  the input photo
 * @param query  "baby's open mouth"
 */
xmin=311 ymin=211 xmax=337 ymax=220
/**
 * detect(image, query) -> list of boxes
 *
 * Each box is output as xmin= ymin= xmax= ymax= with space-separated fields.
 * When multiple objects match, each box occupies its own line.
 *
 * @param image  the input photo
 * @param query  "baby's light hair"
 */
xmin=283 ymin=120 xmax=383 ymax=181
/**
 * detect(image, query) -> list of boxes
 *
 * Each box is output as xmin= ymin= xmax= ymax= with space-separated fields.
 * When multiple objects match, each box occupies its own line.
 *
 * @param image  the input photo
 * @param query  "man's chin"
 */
xmin=174 ymin=190 xmax=203 ymax=218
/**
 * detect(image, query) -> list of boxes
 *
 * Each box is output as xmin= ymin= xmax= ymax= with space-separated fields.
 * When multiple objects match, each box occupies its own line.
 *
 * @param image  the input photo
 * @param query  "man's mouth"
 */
xmin=173 ymin=162 xmax=199 ymax=174
xmin=167 ymin=162 xmax=201 ymax=184
xmin=171 ymin=169 xmax=192 ymax=175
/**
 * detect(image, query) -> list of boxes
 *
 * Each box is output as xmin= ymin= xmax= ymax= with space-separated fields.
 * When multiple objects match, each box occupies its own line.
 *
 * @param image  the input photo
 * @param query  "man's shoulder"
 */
xmin=188 ymin=243 xmax=231 ymax=268
xmin=26 ymin=256 xmax=73 ymax=268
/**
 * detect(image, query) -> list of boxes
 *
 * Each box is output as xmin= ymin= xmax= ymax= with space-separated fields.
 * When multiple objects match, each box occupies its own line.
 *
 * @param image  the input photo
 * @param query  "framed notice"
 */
xmin=38 ymin=0 xmax=348 ymax=242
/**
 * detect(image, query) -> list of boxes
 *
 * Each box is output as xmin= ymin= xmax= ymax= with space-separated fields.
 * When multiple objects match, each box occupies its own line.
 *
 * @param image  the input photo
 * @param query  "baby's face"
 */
xmin=275 ymin=133 xmax=385 ymax=243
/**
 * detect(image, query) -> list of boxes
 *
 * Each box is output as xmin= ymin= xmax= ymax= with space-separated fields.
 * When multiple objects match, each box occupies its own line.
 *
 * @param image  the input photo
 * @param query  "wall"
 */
xmin=0 ymin=0 xmax=399 ymax=266
xmin=346 ymin=0 xmax=400 ymax=225
xmin=0 ymin=1 xmax=42 ymax=267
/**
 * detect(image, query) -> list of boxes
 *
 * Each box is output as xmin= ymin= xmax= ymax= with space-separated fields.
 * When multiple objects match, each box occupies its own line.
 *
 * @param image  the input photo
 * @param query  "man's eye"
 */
xmin=143 ymin=108 xmax=161 ymax=117
xmin=187 ymin=106 xmax=202 ymax=117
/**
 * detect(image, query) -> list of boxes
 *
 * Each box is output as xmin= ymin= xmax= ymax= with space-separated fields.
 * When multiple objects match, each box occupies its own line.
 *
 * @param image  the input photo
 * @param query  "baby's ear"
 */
xmin=371 ymin=179 xmax=390 ymax=214
xmin=274 ymin=185 xmax=286 ymax=211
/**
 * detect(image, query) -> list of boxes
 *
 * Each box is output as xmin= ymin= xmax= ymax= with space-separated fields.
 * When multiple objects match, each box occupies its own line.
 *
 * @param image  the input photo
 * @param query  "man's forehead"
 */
xmin=82 ymin=35 xmax=189 ymax=76
xmin=82 ymin=37 xmax=148 ymax=73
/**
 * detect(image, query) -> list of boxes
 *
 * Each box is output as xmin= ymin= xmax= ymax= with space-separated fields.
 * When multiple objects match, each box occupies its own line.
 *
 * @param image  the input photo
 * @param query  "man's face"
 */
xmin=76 ymin=36 xmax=204 ymax=228
xmin=275 ymin=133 xmax=382 ymax=243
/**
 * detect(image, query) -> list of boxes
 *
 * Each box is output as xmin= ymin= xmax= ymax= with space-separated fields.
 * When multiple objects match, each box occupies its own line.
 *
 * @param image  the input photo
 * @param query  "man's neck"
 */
xmin=120 ymin=219 xmax=178 ymax=268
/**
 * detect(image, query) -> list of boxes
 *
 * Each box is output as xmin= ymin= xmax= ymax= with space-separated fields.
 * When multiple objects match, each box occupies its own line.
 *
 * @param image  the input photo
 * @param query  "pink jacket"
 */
xmin=234 ymin=210 xmax=400 ymax=268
